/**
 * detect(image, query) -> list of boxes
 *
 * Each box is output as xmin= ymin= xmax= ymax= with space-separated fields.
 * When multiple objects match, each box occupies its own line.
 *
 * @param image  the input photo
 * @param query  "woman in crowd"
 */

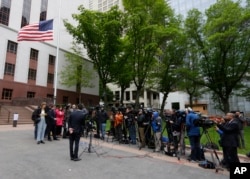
xmin=36 ymin=102 xmax=49 ymax=144
xmin=55 ymin=105 xmax=65 ymax=137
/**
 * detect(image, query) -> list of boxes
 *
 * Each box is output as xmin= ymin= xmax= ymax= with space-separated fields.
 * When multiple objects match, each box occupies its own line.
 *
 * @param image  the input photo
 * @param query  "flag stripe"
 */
xmin=17 ymin=19 xmax=53 ymax=42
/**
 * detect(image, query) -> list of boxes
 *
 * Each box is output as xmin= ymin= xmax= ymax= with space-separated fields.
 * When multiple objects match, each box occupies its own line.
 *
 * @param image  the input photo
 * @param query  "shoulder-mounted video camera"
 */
xmin=193 ymin=114 xmax=214 ymax=129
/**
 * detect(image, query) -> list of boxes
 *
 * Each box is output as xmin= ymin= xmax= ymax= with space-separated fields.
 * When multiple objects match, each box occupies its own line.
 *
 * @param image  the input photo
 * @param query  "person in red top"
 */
xmin=55 ymin=105 xmax=65 ymax=137
xmin=114 ymin=108 xmax=123 ymax=142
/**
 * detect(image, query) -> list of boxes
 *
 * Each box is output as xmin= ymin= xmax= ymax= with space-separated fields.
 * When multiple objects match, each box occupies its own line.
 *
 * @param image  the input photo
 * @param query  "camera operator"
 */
xmin=151 ymin=111 xmax=162 ymax=152
xmin=214 ymin=113 xmax=240 ymax=170
xmin=124 ymin=105 xmax=136 ymax=144
xmin=137 ymin=108 xmax=146 ymax=148
xmin=68 ymin=104 xmax=86 ymax=161
xmin=185 ymin=107 xmax=201 ymax=162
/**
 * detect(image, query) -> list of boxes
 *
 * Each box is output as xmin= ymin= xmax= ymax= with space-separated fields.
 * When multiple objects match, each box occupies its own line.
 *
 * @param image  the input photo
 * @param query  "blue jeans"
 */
xmin=100 ymin=123 xmax=106 ymax=139
xmin=129 ymin=125 xmax=136 ymax=144
xmin=36 ymin=117 xmax=47 ymax=142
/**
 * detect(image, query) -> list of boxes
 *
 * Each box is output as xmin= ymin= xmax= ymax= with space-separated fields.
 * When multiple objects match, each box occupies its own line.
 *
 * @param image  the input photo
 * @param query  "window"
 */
xmin=40 ymin=0 xmax=48 ymax=21
xmin=21 ymin=0 xmax=31 ymax=27
xmin=4 ymin=63 xmax=15 ymax=76
xmin=125 ymin=91 xmax=130 ymax=101
xmin=47 ymin=94 xmax=53 ymax=99
xmin=27 ymin=91 xmax=35 ymax=98
xmin=0 ymin=0 xmax=11 ymax=26
xmin=171 ymin=102 xmax=180 ymax=110
xmin=7 ymin=40 xmax=18 ymax=54
xmin=47 ymin=73 xmax=54 ymax=84
xmin=49 ymin=55 xmax=55 ymax=65
xmin=63 ymin=96 xmax=68 ymax=104
xmin=115 ymin=91 xmax=120 ymax=100
xmin=153 ymin=93 xmax=158 ymax=100
xmin=28 ymin=68 xmax=36 ymax=80
xmin=2 ymin=88 xmax=13 ymax=100
xmin=30 ymin=48 xmax=38 ymax=60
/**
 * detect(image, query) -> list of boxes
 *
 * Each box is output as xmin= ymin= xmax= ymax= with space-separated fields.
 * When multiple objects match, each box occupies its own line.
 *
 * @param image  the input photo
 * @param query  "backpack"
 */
xmin=31 ymin=108 xmax=38 ymax=122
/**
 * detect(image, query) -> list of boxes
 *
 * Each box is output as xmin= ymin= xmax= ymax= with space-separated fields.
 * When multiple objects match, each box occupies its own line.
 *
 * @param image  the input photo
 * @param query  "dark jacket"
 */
xmin=68 ymin=110 xmax=86 ymax=134
xmin=217 ymin=119 xmax=239 ymax=147
xmin=97 ymin=110 xmax=108 ymax=124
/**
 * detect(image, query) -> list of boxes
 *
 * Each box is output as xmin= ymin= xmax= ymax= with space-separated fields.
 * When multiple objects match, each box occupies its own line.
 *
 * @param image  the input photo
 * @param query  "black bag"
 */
xmin=198 ymin=160 xmax=215 ymax=169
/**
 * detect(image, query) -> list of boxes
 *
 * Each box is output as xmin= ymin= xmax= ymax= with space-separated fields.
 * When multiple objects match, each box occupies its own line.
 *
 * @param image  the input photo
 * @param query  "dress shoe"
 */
xmin=54 ymin=138 xmax=59 ymax=141
xmin=74 ymin=158 xmax=81 ymax=161
xmin=40 ymin=141 xmax=45 ymax=144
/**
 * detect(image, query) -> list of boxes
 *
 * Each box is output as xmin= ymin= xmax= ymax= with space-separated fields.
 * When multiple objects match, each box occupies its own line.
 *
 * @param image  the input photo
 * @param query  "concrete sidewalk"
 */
xmin=0 ymin=124 xmax=241 ymax=179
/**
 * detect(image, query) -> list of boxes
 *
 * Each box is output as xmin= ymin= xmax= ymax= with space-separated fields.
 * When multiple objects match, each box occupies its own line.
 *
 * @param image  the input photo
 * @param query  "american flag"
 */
xmin=17 ymin=19 xmax=53 ymax=42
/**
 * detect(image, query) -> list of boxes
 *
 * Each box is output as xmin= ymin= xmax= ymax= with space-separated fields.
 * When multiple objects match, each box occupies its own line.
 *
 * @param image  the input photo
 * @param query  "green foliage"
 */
xmin=184 ymin=0 xmax=250 ymax=113
xmin=60 ymin=43 xmax=94 ymax=92
xmin=64 ymin=6 xmax=125 ymax=106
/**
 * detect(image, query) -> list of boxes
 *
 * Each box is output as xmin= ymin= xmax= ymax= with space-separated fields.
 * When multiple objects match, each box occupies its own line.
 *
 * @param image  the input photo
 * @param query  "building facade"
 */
xmin=0 ymin=0 xmax=99 ymax=106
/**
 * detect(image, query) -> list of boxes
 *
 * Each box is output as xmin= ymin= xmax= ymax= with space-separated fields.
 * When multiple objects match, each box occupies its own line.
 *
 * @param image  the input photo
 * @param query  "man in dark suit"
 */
xmin=68 ymin=104 xmax=86 ymax=161
xmin=215 ymin=112 xmax=240 ymax=170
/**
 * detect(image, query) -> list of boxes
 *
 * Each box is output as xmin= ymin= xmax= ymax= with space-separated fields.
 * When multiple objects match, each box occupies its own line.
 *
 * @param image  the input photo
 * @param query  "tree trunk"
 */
xmin=135 ymin=86 xmax=142 ymax=110
xmin=120 ymin=85 xmax=126 ymax=106
xmin=160 ymin=93 xmax=168 ymax=117
xmin=221 ymin=97 xmax=230 ymax=114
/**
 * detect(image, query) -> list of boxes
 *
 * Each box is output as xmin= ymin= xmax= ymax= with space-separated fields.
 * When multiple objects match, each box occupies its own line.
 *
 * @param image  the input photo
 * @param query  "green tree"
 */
xmin=123 ymin=0 xmax=174 ymax=109
xmin=153 ymin=15 xmax=187 ymax=114
xmin=184 ymin=0 xmax=250 ymax=113
xmin=60 ymin=43 xmax=94 ymax=104
xmin=64 ymin=6 xmax=124 ymax=108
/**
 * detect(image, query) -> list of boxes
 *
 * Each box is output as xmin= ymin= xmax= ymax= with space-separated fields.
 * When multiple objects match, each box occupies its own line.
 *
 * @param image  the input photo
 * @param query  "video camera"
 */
xmin=193 ymin=114 xmax=214 ymax=129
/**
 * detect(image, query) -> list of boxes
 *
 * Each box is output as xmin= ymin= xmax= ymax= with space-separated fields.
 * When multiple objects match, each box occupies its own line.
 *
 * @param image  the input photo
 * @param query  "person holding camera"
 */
xmin=151 ymin=111 xmax=162 ymax=152
xmin=68 ymin=104 xmax=86 ymax=161
xmin=137 ymin=108 xmax=146 ymax=148
xmin=215 ymin=113 xmax=240 ymax=170
xmin=125 ymin=106 xmax=136 ymax=144
xmin=185 ymin=107 xmax=201 ymax=162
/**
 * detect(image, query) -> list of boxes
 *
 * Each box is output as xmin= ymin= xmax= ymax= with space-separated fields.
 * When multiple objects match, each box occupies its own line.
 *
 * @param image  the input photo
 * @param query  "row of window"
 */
xmin=5 ymin=40 xmax=55 ymax=84
xmin=114 ymin=91 xmax=159 ymax=101
xmin=0 ymin=0 xmax=48 ymax=27
xmin=4 ymin=63 xmax=54 ymax=83
xmin=7 ymin=41 xmax=55 ymax=65
xmin=1 ymin=88 xmax=73 ymax=104
xmin=1 ymin=88 xmax=53 ymax=100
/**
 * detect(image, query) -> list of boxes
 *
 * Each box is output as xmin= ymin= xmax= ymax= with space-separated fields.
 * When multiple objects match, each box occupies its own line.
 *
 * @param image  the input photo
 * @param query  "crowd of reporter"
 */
xmin=32 ymin=102 xmax=250 ymax=168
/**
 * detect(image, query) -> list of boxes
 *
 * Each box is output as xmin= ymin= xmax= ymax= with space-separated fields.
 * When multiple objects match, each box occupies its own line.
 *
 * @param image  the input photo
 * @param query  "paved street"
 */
xmin=0 ymin=124 xmax=233 ymax=179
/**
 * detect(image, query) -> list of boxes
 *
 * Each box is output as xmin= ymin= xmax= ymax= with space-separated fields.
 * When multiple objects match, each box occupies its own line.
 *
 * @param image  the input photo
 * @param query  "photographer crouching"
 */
xmin=185 ymin=107 xmax=202 ymax=162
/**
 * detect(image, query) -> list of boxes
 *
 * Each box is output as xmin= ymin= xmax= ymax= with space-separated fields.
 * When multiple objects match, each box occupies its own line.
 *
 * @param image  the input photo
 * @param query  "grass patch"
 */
xmin=106 ymin=119 xmax=250 ymax=155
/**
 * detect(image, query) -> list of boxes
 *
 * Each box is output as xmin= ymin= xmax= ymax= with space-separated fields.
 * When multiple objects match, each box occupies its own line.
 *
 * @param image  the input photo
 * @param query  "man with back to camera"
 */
xmin=185 ymin=107 xmax=201 ymax=162
xmin=68 ymin=104 xmax=86 ymax=161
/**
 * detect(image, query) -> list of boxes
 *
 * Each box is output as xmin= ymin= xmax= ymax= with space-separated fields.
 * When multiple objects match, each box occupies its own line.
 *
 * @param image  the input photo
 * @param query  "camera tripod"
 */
xmin=79 ymin=129 xmax=99 ymax=157
xmin=200 ymin=127 xmax=223 ymax=172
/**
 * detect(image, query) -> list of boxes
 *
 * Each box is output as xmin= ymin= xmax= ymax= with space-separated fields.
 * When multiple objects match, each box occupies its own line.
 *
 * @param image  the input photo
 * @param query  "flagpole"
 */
xmin=53 ymin=0 xmax=62 ymax=105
